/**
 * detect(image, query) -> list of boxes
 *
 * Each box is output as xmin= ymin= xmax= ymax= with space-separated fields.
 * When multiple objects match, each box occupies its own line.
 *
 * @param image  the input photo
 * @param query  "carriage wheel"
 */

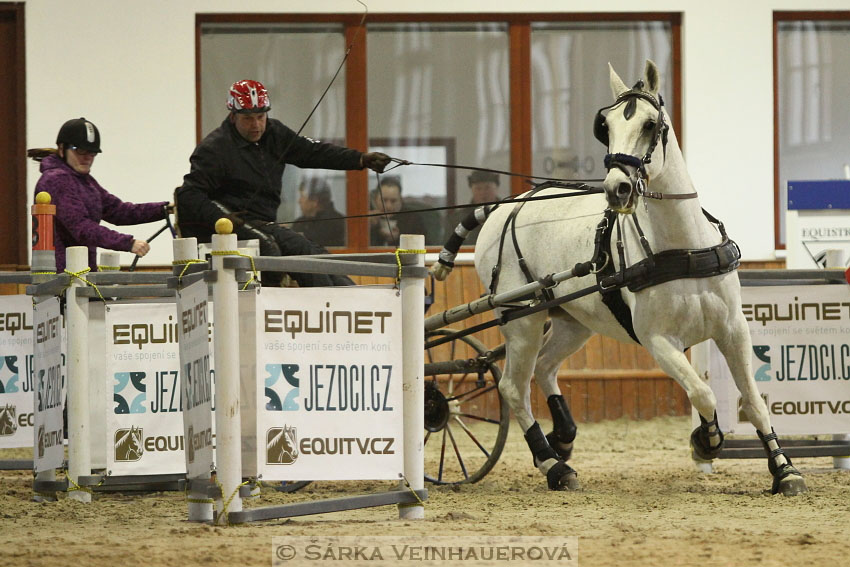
xmin=424 ymin=329 xmax=509 ymax=485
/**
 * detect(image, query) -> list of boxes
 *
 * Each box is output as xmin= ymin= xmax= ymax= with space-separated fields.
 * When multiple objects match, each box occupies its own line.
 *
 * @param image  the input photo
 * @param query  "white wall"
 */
xmin=22 ymin=0 xmax=850 ymax=265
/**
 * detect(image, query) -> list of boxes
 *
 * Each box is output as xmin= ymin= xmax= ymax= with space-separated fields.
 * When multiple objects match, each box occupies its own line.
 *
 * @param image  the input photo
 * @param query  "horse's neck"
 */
xmin=639 ymin=146 xmax=719 ymax=251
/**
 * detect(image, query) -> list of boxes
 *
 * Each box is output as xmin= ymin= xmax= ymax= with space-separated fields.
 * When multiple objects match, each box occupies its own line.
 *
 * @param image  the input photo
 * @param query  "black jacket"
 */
xmin=176 ymin=117 xmax=362 ymax=242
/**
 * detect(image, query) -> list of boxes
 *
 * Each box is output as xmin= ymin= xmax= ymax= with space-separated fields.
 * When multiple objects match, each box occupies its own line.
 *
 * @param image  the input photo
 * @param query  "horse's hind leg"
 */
xmin=533 ymin=309 xmax=594 ymax=461
xmin=500 ymin=311 xmax=579 ymax=491
xmin=715 ymin=320 xmax=807 ymax=495
xmin=642 ymin=335 xmax=725 ymax=459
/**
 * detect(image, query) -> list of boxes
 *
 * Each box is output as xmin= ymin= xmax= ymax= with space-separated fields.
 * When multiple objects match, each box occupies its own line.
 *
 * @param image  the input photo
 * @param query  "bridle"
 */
xmin=593 ymin=80 xmax=697 ymax=204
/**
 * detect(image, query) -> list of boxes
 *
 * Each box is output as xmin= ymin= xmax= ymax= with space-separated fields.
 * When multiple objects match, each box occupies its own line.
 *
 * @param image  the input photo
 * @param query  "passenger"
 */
xmin=28 ymin=117 xmax=170 ymax=272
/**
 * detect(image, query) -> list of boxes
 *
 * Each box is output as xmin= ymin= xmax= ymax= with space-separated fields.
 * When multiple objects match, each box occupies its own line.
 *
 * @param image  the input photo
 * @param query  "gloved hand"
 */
xmin=361 ymin=152 xmax=391 ymax=173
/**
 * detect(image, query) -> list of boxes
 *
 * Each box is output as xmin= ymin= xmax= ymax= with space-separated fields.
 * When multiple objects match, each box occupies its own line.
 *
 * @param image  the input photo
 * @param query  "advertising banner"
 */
xmin=176 ymin=280 xmax=215 ymax=479
xmin=105 ymin=302 xmax=185 ymax=475
xmin=0 ymin=295 xmax=35 ymax=449
xmin=241 ymin=287 xmax=404 ymax=481
xmin=32 ymin=297 xmax=64 ymax=472
xmin=703 ymin=284 xmax=850 ymax=435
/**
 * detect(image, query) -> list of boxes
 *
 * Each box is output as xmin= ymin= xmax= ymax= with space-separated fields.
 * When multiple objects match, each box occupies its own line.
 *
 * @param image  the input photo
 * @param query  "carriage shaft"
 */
xmin=424 ymin=262 xmax=592 ymax=332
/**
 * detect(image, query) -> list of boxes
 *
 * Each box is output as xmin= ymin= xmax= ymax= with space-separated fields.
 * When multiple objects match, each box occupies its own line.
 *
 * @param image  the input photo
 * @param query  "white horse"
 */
xmin=432 ymin=60 xmax=806 ymax=496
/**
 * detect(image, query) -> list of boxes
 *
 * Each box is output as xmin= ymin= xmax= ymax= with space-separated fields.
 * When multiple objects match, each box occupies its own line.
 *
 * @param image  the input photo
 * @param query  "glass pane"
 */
xmin=530 ymin=22 xmax=673 ymax=181
xmin=777 ymin=20 xmax=850 ymax=249
xmin=200 ymin=23 xmax=348 ymax=246
xmin=367 ymin=23 xmax=510 ymax=247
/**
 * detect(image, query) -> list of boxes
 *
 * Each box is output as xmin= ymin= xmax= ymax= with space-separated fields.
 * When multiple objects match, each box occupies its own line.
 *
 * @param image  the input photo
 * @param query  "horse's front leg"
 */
xmin=642 ymin=335 xmax=725 ymax=459
xmin=500 ymin=312 xmax=579 ymax=491
xmin=715 ymin=317 xmax=807 ymax=496
xmin=533 ymin=310 xmax=594 ymax=462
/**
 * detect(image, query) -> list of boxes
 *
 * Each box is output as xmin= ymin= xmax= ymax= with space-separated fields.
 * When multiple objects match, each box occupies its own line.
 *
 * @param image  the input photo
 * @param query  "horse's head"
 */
xmin=595 ymin=60 xmax=669 ymax=214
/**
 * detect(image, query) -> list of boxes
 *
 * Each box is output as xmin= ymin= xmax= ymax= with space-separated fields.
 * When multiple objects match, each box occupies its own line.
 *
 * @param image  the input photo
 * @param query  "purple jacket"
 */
xmin=35 ymin=154 xmax=168 ymax=271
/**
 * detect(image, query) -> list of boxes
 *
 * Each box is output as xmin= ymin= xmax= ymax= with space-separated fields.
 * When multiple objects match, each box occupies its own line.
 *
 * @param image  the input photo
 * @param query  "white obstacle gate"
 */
xmin=19 ymin=223 xmax=427 ymax=523
xmin=691 ymin=268 xmax=850 ymax=470
xmin=191 ymin=226 xmax=427 ymax=524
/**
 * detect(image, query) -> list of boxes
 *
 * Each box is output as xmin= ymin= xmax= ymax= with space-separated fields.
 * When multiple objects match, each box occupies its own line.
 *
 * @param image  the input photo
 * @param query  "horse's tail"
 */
xmin=430 ymin=204 xmax=498 ymax=281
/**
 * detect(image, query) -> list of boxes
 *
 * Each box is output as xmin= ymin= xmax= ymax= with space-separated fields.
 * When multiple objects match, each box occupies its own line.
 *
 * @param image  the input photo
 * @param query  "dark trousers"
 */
xmin=239 ymin=222 xmax=354 ymax=287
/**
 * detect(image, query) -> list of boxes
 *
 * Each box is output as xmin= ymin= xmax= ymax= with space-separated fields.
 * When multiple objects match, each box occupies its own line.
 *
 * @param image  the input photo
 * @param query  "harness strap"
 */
xmin=619 ymin=237 xmax=741 ymax=292
xmin=594 ymin=211 xmax=642 ymax=344
xmin=490 ymin=185 xmax=554 ymax=301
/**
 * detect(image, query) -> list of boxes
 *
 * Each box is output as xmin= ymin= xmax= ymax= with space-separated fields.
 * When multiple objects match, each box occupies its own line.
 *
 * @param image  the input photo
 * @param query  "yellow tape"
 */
xmin=210 ymin=250 xmax=259 ymax=290
xmin=172 ymin=258 xmax=207 ymax=286
xmin=214 ymin=478 xmax=251 ymax=526
xmin=394 ymin=249 xmax=426 ymax=283
xmin=63 ymin=267 xmax=106 ymax=302
xmin=399 ymin=474 xmax=426 ymax=508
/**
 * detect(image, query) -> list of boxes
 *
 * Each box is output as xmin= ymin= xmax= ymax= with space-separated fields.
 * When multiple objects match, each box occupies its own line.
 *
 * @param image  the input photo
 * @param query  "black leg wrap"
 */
xmin=524 ymin=421 xmax=559 ymax=465
xmin=525 ymin=422 xmax=579 ymax=490
xmin=757 ymin=428 xmax=806 ymax=495
xmin=546 ymin=395 xmax=577 ymax=461
xmin=690 ymin=412 xmax=725 ymax=461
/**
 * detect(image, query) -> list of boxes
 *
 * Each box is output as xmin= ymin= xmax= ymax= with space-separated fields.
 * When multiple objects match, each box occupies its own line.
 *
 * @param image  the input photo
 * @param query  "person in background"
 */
xmin=445 ymin=170 xmax=501 ymax=246
xmin=176 ymin=79 xmax=390 ymax=286
xmin=368 ymin=176 xmax=428 ymax=246
xmin=292 ymin=178 xmax=345 ymax=247
xmin=28 ymin=117 xmax=170 ymax=272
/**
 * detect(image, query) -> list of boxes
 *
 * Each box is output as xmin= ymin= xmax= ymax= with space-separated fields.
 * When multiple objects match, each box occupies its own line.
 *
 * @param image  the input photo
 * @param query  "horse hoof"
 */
xmin=778 ymin=475 xmax=807 ymax=496
xmin=690 ymin=426 xmax=724 ymax=461
xmin=546 ymin=461 xmax=580 ymax=491
xmin=546 ymin=432 xmax=573 ymax=461
xmin=773 ymin=465 xmax=808 ymax=496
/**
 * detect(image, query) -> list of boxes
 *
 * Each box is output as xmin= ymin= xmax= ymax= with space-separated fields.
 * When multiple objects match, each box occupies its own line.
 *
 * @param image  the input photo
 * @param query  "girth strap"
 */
xmin=618 ymin=236 xmax=741 ymax=292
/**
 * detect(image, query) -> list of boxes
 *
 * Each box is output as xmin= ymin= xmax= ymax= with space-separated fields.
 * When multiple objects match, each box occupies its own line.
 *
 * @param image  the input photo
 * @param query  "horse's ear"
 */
xmin=644 ymin=60 xmax=661 ymax=96
xmin=608 ymin=62 xmax=629 ymax=99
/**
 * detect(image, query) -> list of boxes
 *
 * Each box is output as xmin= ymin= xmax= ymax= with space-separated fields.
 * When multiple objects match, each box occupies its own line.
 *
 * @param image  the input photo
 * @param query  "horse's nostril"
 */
xmin=617 ymin=182 xmax=631 ymax=197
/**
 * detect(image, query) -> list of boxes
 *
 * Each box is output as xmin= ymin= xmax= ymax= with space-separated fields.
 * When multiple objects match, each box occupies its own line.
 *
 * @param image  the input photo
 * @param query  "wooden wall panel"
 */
xmin=0 ymin=260 xmax=778 ymax=424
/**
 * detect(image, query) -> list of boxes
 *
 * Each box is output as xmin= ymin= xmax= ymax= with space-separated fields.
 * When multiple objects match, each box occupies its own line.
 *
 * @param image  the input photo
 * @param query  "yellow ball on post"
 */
xmin=215 ymin=217 xmax=234 ymax=235
xmin=35 ymin=191 xmax=52 ymax=205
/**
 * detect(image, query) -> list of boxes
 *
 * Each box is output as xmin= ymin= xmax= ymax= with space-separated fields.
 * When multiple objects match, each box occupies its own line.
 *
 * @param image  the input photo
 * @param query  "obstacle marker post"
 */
xmin=399 ymin=234 xmax=425 ymax=520
xmin=210 ymin=220 xmax=242 ymax=519
xmin=31 ymin=192 xmax=57 ymax=493
xmin=66 ymin=246 xmax=91 ymax=502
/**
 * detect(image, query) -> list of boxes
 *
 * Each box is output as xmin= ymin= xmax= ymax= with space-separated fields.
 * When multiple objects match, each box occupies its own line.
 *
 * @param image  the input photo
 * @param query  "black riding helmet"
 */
xmin=56 ymin=117 xmax=102 ymax=154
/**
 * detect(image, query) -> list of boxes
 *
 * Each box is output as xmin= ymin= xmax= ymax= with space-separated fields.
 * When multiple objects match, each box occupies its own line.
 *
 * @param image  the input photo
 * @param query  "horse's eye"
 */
xmin=643 ymin=120 xmax=656 ymax=132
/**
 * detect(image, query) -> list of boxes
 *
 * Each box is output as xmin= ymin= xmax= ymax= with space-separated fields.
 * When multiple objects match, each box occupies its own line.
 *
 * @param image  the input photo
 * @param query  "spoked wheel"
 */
xmin=423 ymin=329 xmax=509 ymax=485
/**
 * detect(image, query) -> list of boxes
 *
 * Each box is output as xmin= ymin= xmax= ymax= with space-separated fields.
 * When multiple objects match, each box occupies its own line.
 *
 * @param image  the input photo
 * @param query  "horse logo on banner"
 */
xmin=266 ymin=426 xmax=298 ymax=465
xmin=114 ymin=426 xmax=144 ymax=461
xmin=0 ymin=404 xmax=17 ymax=436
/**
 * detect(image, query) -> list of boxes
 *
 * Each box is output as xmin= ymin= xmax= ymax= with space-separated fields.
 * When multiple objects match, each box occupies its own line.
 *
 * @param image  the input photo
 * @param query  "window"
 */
xmin=775 ymin=13 xmax=850 ymax=249
xmin=530 ymin=21 xmax=675 ymax=181
xmin=367 ymin=23 xmax=509 ymax=246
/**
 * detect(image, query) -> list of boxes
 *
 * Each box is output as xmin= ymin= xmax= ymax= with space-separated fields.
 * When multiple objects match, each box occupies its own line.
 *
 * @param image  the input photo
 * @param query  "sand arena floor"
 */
xmin=1 ymin=416 xmax=848 ymax=567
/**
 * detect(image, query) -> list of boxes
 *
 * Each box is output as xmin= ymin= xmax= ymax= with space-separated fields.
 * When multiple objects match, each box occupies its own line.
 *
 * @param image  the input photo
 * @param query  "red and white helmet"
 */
xmin=226 ymin=80 xmax=271 ymax=113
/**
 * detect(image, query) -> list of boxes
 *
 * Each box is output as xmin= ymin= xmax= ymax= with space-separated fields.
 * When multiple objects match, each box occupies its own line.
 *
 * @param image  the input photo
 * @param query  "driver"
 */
xmin=176 ymin=79 xmax=391 ymax=287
